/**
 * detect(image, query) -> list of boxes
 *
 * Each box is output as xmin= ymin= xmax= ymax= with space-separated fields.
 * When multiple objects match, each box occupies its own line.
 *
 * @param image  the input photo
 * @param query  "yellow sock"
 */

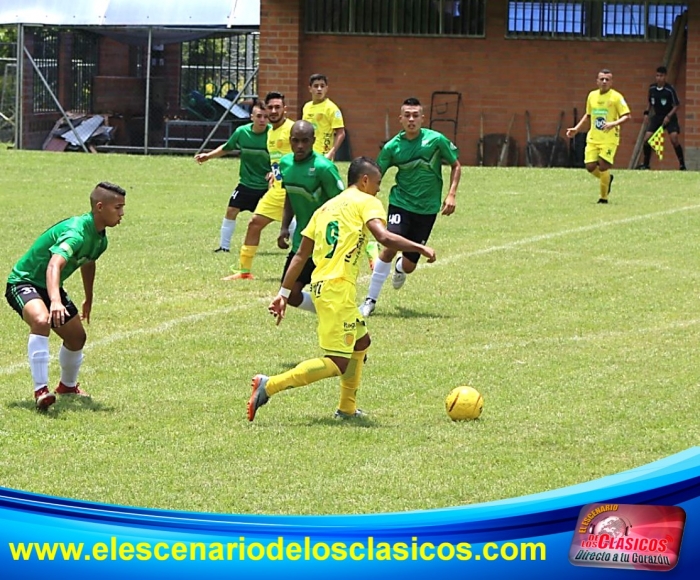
xmin=239 ymin=245 xmax=258 ymax=273
xmin=599 ymin=170 xmax=611 ymax=199
xmin=591 ymin=167 xmax=601 ymax=179
xmin=265 ymin=357 xmax=341 ymax=396
xmin=338 ymin=348 xmax=368 ymax=415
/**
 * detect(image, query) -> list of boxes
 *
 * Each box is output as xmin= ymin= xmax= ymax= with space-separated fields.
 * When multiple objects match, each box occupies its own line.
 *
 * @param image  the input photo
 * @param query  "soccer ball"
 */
xmin=445 ymin=386 xmax=483 ymax=421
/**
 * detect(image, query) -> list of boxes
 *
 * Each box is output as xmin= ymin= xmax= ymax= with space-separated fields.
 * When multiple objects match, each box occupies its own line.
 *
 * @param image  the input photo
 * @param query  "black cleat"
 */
xmin=636 ymin=164 xmax=650 ymax=170
xmin=597 ymin=198 xmax=609 ymax=204
xmin=680 ymin=165 xmax=687 ymax=171
xmin=214 ymin=247 xmax=230 ymax=253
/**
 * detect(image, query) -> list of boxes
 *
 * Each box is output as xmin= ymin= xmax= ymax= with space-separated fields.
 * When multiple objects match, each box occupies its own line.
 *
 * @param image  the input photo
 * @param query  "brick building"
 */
xmin=259 ymin=0 xmax=698 ymax=170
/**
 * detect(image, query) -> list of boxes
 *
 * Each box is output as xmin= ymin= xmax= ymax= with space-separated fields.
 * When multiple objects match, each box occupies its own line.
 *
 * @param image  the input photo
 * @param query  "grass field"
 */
xmin=0 ymin=150 xmax=699 ymax=515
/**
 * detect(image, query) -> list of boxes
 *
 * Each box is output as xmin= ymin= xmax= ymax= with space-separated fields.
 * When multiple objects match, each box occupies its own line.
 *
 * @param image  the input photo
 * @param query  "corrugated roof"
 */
xmin=0 ymin=0 xmax=259 ymax=26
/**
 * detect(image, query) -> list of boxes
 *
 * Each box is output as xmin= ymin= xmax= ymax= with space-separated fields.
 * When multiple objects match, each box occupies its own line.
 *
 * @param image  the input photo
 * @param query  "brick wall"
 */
xmin=685 ymin=7 xmax=700 ymax=169
xmin=262 ymin=0 xmax=694 ymax=170
xmin=259 ymin=0 xmax=302 ymax=113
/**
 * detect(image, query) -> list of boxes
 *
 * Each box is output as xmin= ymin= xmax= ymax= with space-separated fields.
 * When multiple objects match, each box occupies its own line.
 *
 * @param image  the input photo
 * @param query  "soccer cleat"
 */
xmin=247 ymin=374 xmax=270 ymax=422
xmin=392 ymin=267 xmax=407 ymax=290
xmin=55 ymin=382 xmax=90 ymax=397
xmin=597 ymin=199 xmax=609 ymax=204
xmin=636 ymin=164 xmax=650 ymax=170
xmin=222 ymin=270 xmax=254 ymax=281
xmin=34 ymin=386 xmax=56 ymax=411
xmin=680 ymin=165 xmax=687 ymax=171
xmin=333 ymin=408 xmax=367 ymax=420
xmin=359 ymin=298 xmax=376 ymax=318
xmin=214 ymin=247 xmax=230 ymax=253
xmin=366 ymin=241 xmax=380 ymax=271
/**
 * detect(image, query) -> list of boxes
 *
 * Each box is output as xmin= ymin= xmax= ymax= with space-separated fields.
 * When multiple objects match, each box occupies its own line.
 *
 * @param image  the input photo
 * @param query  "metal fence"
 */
xmin=71 ymin=31 xmax=99 ymax=113
xmin=0 ymin=41 xmax=16 ymax=144
xmin=180 ymin=31 xmax=259 ymax=110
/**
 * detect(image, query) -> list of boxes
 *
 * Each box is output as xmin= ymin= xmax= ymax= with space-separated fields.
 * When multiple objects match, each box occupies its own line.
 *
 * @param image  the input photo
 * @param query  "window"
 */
xmin=507 ymin=1 xmax=687 ymax=40
xmin=32 ymin=28 xmax=59 ymax=113
xmin=71 ymin=31 xmax=99 ymax=113
xmin=305 ymin=0 xmax=486 ymax=37
xmin=180 ymin=32 xmax=258 ymax=109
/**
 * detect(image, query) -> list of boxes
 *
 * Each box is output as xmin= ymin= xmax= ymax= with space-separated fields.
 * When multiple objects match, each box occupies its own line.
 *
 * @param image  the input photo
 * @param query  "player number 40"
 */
xmin=388 ymin=213 xmax=402 ymax=225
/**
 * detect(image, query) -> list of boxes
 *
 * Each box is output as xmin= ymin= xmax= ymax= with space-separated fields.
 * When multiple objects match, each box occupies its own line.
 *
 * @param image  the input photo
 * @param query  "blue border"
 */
xmin=2 ymin=447 xmax=699 ymax=578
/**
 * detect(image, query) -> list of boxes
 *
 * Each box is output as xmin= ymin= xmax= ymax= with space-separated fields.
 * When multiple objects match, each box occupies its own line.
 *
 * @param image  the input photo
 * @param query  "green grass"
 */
xmin=1 ymin=150 xmax=699 ymax=515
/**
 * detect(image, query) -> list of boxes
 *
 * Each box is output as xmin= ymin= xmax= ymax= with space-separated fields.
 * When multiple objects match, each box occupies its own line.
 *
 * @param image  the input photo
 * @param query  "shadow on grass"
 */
xmin=390 ymin=305 xmax=455 ymax=319
xmin=7 ymin=397 xmax=115 ymax=415
xmin=306 ymin=416 xmax=377 ymax=429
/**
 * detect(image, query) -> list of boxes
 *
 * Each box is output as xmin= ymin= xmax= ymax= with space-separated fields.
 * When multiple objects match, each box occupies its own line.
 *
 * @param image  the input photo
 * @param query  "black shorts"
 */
xmin=386 ymin=204 xmax=437 ymax=264
xmin=228 ymin=184 xmax=268 ymax=213
xmin=648 ymin=114 xmax=681 ymax=135
xmin=282 ymin=252 xmax=315 ymax=288
xmin=5 ymin=282 xmax=79 ymax=327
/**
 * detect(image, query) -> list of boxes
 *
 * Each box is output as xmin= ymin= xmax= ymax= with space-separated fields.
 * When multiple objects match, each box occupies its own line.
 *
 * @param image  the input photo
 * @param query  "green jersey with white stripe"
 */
xmin=8 ymin=213 xmax=108 ymax=287
xmin=222 ymin=123 xmax=271 ymax=190
xmin=279 ymin=152 xmax=345 ymax=252
xmin=377 ymin=128 xmax=459 ymax=215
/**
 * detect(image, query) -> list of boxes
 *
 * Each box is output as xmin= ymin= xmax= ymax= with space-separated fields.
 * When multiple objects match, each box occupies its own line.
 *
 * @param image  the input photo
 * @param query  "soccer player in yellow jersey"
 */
xmin=302 ymin=74 xmax=345 ymax=161
xmin=224 ymin=91 xmax=295 ymax=280
xmin=566 ymin=69 xmax=631 ymax=204
xmin=247 ymin=157 xmax=436 ymax=422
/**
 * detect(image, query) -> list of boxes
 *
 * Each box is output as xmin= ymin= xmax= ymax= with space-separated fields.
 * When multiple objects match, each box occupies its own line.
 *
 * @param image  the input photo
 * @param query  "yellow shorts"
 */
xmin=253 ymin=185 xmax=285 ymax=222
xmin=584 ymin=142 xmax=618 ymax=165
xmin=310 ymin=278 xmax=368 ymax=357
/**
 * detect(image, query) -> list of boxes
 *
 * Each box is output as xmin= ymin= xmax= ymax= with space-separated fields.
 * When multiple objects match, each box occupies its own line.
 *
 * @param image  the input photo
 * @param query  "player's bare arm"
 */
xmin=566 ymin=114 xmax=590 ymax=138
xmin=277 ymin=195 xmax=293 ymax=250
xmin=442 ymin=159 xmax=461 ymax=216
xmin=367 ymin=219 xmax=436 ymax=263
xmin=602 ymin=113 xmax=631 ymax=132
xmin=46 ymin=254 xmax=68 ymax=327
xmin=194 ymin=144 xmax=226 ymax=164
xmin=80 ymin=261 xmax=96 ymax=323
xmin=327 ymin=127 xmax=346 ymax=160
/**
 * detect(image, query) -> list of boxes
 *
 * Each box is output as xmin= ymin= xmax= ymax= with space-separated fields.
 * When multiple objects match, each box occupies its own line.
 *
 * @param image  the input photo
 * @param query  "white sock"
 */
xmin=220 ymin=218 xmax=237 ymax=250
xmin=395 ymin=257 xmax=405 ymax=273
xmin=59 ymin=345 xmax=83 ymax=387
xmin=367 ymin=258 xmax=392 ymax=301
xmin=28 ymin=334 xmax=50 ymax=391
xmin=288 ymin=217 xmax=297 ymax=241
xmin=296 ymin=291 xmax=317 ymax=313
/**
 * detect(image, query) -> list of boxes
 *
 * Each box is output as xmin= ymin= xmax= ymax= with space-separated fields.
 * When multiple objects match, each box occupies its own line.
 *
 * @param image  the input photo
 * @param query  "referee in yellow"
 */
xmin=566 ymin=69 xmax=631 ymax=204
xmin=247 ymin=157 xmax=436 ymax=422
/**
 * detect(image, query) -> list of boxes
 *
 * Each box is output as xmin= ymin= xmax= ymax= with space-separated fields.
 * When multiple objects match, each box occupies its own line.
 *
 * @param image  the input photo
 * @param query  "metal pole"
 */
xmin=23 ymin=45 xmax=89 ymax=153
xmin=15 ymin=24 xmax=23 ymax=149
xmin=196 ymin=65 xmax=259 ymax=154
xmin=144 ymin=27 xmax=153 ymax=154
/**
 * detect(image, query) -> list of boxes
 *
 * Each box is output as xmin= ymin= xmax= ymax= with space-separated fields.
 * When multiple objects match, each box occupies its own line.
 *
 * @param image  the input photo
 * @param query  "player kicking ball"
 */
xmin=247 ymin=157 xmax=435 ymax=422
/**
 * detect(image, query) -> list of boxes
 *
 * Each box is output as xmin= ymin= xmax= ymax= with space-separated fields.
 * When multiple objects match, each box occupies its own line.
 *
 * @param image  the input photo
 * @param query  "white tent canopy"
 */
xmin=0 ymin=0 xmax=259 ymax=27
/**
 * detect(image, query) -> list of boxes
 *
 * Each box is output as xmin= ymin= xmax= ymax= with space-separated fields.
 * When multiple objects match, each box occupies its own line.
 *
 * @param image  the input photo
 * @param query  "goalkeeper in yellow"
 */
xmin=247 ymin=157 xmax=436 ymax=422
xmin=566 ymin=69 xmax=631 ymax=204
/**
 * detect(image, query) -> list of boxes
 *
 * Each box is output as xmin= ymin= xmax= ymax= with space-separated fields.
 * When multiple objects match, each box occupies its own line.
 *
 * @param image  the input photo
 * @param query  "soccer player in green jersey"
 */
xmin=195 ymin=100 xmax=270 ymax=253
xmin=360 ymin=97 xmax=461 ymax=317
xmin=247 ymin=157 xmax=436 ymax=422
xmin=5 ymin=182 xmax=126 ymax=410
xmin=566 ymin=69 xmax=631 ymax=203
xmin=277 ymin=120 xmax=345 ymax=313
